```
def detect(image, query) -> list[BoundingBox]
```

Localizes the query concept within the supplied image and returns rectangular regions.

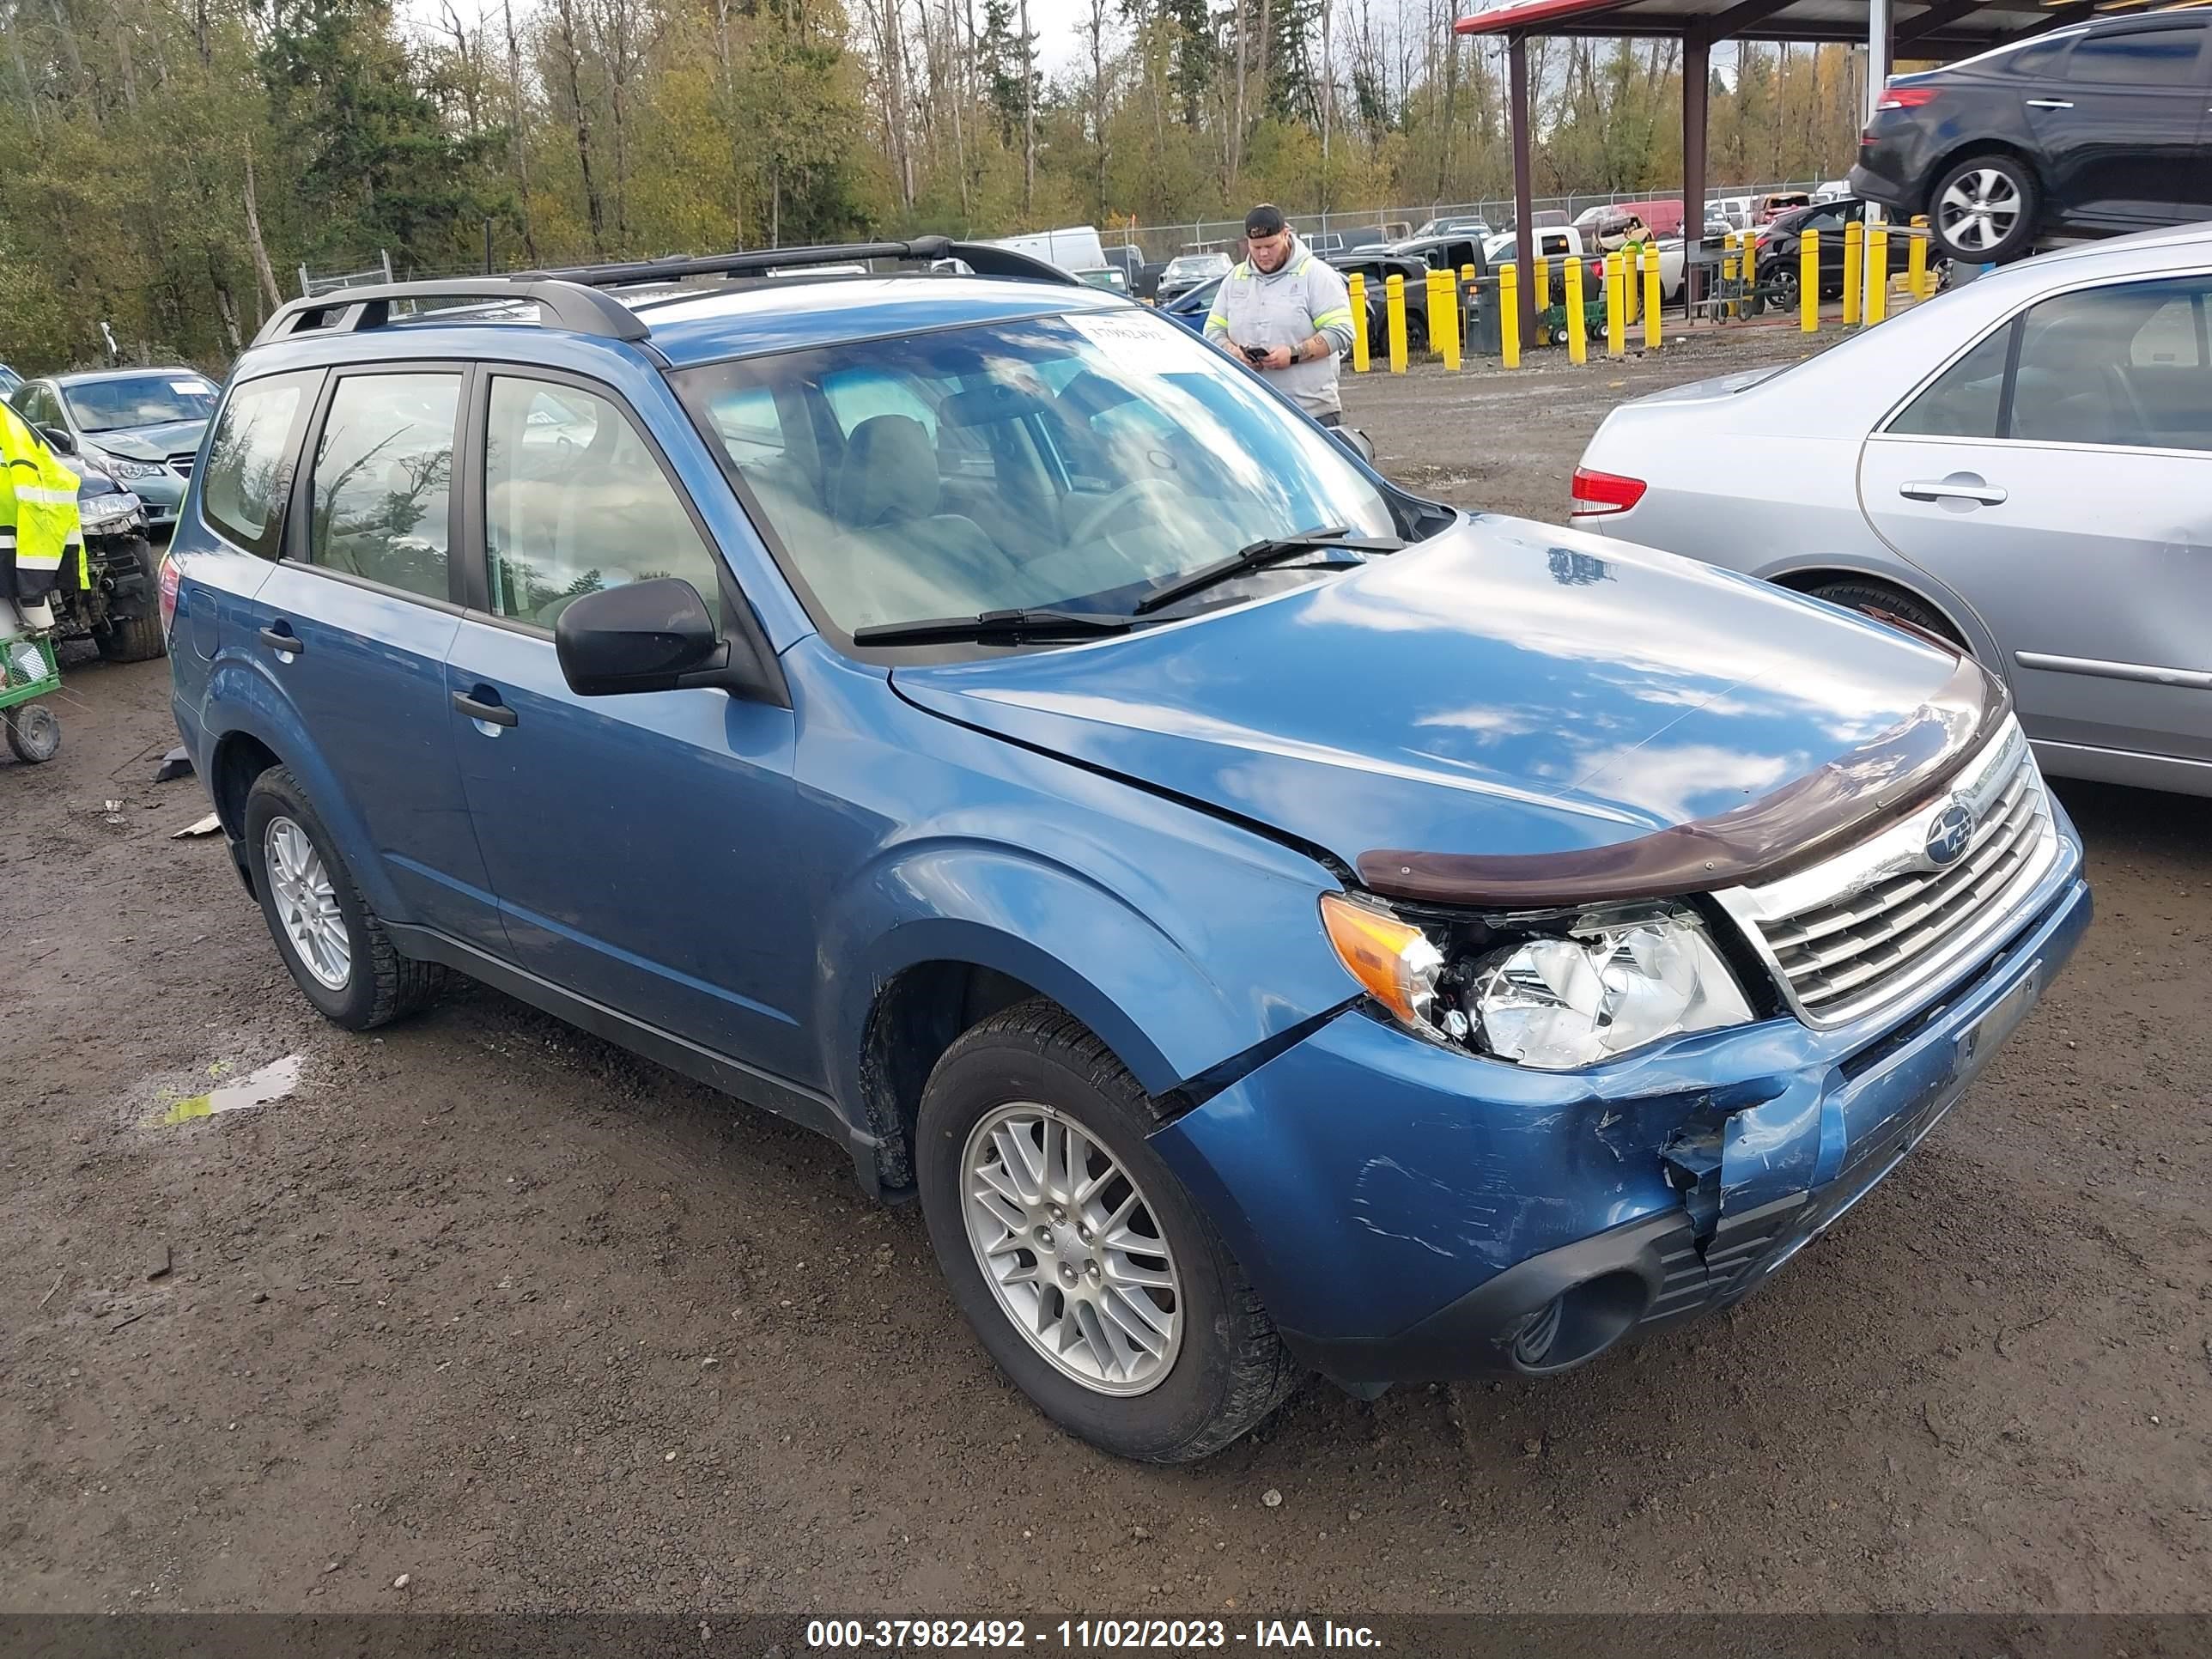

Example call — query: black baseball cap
[1244,204,1286,237]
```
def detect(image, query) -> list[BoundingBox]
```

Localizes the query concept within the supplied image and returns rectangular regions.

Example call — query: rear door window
[2065,27,2205,87]
[1888,276,2212,450]
[305,371,460,602]
[1889,325,2014,439]
[200,372,315,555]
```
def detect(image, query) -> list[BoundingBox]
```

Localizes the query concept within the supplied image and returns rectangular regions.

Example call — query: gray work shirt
[1203,239,1358,418]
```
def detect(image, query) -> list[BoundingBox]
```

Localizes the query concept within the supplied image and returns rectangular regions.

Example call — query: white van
[982,226,1109,275]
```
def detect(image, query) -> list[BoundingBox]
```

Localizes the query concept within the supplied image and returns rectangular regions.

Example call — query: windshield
[1164,256,1226,279]
[64,374,218,434]
[672,310,1399,640]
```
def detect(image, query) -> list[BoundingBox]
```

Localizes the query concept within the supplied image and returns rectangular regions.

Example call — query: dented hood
[890,516,1999,903]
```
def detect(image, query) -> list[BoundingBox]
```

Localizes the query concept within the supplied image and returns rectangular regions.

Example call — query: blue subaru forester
[163,239,2089,1462]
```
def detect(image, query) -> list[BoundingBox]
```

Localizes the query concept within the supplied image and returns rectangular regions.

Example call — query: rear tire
[1928,154,2039,265]
[242,767,444,1030]
[915,1000,1300,1463]
[1806,580,1966,649]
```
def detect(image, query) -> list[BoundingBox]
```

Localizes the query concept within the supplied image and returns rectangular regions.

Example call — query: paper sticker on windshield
[1064,311,1195,374]
[171,380,209,396]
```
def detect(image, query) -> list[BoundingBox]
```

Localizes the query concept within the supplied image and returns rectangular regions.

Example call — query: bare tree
[502,0,538,263]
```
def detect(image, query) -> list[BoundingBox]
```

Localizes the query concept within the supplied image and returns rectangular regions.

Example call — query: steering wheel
[1067,477,1184,547]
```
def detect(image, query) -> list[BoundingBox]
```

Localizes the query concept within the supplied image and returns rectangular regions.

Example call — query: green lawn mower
[1,632,63,763]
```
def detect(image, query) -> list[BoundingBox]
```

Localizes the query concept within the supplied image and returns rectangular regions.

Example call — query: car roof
[52,366,210,386]
[254,275,1137,374]
[634,276,1139,366]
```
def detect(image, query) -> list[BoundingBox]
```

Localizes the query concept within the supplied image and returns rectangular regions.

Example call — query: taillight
[157,550,180,638]
[1570,467,1646,518]
[1874,86,1939,111]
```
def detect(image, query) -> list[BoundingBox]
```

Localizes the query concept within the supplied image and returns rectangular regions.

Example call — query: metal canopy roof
[1453,0,2109,52]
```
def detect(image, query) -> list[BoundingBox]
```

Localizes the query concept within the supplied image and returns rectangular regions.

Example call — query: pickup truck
[1486,225,1690,304]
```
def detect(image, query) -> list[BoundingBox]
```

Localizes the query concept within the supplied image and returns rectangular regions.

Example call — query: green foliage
[0,0,1860,374]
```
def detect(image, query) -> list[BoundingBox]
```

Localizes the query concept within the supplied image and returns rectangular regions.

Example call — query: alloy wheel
[1937,168,2022,255]
[264,817,349,991]
[960,1103,1183,1395]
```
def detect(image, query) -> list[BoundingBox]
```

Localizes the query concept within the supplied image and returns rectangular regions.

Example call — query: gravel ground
[3,338,2206,1619]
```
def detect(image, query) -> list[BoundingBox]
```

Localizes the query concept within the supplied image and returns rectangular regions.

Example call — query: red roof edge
[1454,0,1636,33]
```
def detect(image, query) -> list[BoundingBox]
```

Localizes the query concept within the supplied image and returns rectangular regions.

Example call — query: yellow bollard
[1386,272,1407,373]
[1641,241,1662,349]
[1437,271,1462,371]
[1499,263,1521,369]
[1563,255,1588,366]
[1909,215,1929,300]
[1843,220,1863,326]
[1723,231,1738,285]
[1533,254,1550,312]
[1423,270,1443,360]
[1347,271,1370,372]
[1800,228,1820,333]
[1459,264,1476,288]
[1604,252,1626,357]
[1866,222,1889,325]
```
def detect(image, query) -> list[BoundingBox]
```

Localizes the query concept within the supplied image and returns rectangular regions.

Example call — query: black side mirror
[1331,425,1376,465]
[39,424,75,454]
[555,576,773,699]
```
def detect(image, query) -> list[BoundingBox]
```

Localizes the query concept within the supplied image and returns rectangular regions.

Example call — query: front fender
[200,647,399,919]
[817,836,1351,1111]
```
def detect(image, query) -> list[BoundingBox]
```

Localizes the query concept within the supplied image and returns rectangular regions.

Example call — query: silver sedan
[1571,222,2212,798]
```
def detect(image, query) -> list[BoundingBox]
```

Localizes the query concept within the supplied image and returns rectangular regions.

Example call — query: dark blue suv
[163,238,2089,1462]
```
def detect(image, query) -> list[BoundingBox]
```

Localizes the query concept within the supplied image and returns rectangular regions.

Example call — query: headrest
[835,414,940,529]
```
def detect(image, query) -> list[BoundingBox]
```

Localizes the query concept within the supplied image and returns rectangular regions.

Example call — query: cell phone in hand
[1243,345,1271,364]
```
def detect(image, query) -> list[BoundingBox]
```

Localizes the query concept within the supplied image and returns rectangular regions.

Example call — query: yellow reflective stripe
[1311,307,1354,328]
[12,544,62,569]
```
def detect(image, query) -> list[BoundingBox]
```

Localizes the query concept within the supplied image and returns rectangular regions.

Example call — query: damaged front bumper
[1149,838,2089,1394]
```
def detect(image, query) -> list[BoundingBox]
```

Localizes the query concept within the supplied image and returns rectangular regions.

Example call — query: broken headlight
[1462,908,1753,1069]
[1322,895,1753,1071]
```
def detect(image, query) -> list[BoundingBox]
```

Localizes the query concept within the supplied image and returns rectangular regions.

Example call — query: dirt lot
[3,339,2207,1620]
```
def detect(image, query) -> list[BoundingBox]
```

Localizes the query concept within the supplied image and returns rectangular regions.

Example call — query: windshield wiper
[850,608,1138,647]
[1133,525,1406,616]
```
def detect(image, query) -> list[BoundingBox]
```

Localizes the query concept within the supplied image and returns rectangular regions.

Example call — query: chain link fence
[301,179,1829,294]
[1115,182,1823,261]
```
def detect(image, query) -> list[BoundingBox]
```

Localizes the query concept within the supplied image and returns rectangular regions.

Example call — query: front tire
[1929,154,2039,265]
[916,1000,1299,1463]
[242,767,444,1030]
[93,537,167,662]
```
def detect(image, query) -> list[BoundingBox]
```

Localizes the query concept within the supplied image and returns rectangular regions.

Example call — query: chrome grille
[1715,720,2057,1029]
[167,453,194,477]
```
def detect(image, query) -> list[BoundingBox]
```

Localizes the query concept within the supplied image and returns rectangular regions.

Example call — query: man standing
[0,400,84,634]
[1204,204,1358,426]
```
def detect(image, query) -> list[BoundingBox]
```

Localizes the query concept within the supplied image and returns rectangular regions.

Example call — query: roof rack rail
[247,236,1082,349]
[513,235,1082,289]
[252,278,649,348]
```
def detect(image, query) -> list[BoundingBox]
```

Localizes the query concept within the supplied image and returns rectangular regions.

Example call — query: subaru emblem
[1924,798,1976,868]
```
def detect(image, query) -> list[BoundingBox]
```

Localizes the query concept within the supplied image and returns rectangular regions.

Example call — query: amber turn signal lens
[1319,893,1443,1027]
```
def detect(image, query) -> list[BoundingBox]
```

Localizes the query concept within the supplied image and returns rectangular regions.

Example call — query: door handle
[451,689,519,728]
[2026,98,2072,110]
[1901,478,2008,505]
[258,625,304,655]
